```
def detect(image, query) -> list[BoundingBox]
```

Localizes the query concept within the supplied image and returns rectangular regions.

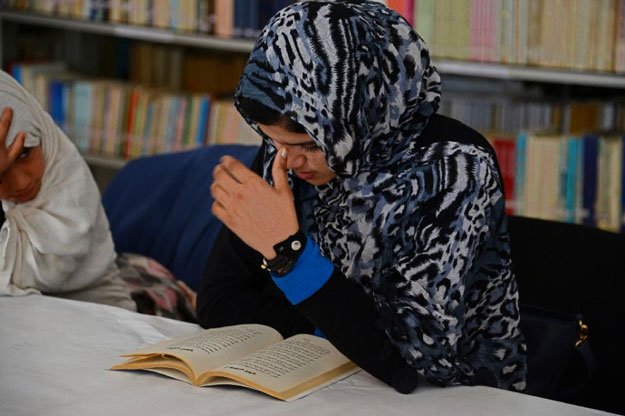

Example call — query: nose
[285,149,306,170]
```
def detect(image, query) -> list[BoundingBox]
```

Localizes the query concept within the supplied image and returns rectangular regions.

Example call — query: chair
[508,215,625,415]
[102,144,259,292]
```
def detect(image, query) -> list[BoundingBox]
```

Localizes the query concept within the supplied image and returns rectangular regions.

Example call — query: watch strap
[261,230,307,277]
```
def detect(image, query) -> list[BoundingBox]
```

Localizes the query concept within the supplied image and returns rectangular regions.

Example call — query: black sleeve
[196,144,419,394]
[197,224,315,337]
[297,270,420,393]
[199,231,420,393]
[196,145,314,338]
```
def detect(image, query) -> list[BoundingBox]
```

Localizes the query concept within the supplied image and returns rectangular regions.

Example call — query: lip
[295,171,315,181]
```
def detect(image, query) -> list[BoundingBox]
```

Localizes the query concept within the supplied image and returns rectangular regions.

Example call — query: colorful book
[621,134,625,233]
[615,0,625,73]
[71,80,94,153]
[514,131,527,216]
[581,134,599,227]
[196,95,211,146]
[563,136,582,223]
[492,136,517,215]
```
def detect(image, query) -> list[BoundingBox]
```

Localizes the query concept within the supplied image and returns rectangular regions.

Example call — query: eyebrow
[271,138,318,147]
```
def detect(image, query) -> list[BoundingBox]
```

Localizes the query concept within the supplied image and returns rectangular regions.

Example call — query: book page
[206,334,359,401]
[115,324,283,381]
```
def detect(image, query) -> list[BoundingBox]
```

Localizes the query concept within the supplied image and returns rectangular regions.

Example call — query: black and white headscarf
[236,0,526,390]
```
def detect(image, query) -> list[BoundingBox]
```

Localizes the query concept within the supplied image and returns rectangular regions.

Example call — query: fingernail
[281,148,288,158]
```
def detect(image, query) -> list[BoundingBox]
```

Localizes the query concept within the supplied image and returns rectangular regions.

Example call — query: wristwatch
[261,230,307,277]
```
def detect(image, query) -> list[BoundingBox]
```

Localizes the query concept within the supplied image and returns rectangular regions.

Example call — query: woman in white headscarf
[0,70,135,310]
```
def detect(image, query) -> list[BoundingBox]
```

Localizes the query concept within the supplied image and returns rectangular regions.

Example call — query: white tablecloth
[0,295,615,416]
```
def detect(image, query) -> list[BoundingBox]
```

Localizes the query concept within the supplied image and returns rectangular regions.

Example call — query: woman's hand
[211,148,299,259]
[0,107,26,175]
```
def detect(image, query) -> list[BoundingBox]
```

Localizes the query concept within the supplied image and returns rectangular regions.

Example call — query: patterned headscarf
[235,0,442,287]
[236,2,527,390]
[237,0,441,176]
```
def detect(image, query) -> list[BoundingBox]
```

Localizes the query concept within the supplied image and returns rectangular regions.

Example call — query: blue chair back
[102,145,259,291]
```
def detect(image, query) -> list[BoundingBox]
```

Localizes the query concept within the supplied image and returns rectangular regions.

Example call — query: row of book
[9,62,625,233]
[7,39,246,97]
[127,42,247,96]
[3,0,295,37]
[6,0,214,32]
[440,96,625,138]
[491,131,625,233]
[11,62,258,158]
[13,60,625,152]
[411,0,625,72]
[5,0,625,73]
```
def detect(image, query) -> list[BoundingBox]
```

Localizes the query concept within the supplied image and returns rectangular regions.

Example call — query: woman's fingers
[211,156,265,215]
[218,156,257,184]
[210,180,231,206]
[7,132,26,160]
[0,107,13,147]
[0,107,25,175]
[212,163,240,190]
[272,147,290,191]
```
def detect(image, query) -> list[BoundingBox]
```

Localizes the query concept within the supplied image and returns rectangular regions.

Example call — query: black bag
[519,304,597,405]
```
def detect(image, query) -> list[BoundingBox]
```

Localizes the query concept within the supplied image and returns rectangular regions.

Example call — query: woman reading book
[198,0,527,393]
[0,70,135,310]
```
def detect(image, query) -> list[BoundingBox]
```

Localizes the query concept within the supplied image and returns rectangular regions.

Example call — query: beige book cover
[112,324,359,401]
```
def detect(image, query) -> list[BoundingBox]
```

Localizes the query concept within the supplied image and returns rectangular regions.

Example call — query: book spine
[615,0,625,72]
[124,88,139,158]
[72,82,93,153]
[564,136,580,223]
[196,95,210,146]
[173,96,188,151]
[141,95,155,155]
[233,0,245,37]
[165,96,179,152]
[244,0,259,38]
[492,137,516,215]
[513,132,527,216]
[621,135,625,233]
[48,79,65,127]
[581,134,599,227]
[214,0,234,37]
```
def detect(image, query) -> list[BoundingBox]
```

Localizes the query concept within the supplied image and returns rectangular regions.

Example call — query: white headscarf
[0,70,135,311]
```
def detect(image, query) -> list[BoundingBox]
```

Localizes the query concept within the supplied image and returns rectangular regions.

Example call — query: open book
[111,324,360,401]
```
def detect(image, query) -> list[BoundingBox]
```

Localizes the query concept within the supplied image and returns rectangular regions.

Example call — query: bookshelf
[3,11,625,88]
[1,5,625,232]
[0,10,253,187]
[0,11,254,52]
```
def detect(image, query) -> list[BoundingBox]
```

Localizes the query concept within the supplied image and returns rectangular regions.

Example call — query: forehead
[257,123,314,146]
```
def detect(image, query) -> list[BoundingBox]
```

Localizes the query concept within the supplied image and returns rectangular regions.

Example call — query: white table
[0,295,616,416]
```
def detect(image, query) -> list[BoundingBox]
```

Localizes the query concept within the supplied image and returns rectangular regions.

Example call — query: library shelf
[0,10,253,53]
[3,10,625,88]
[2,10,625,88]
